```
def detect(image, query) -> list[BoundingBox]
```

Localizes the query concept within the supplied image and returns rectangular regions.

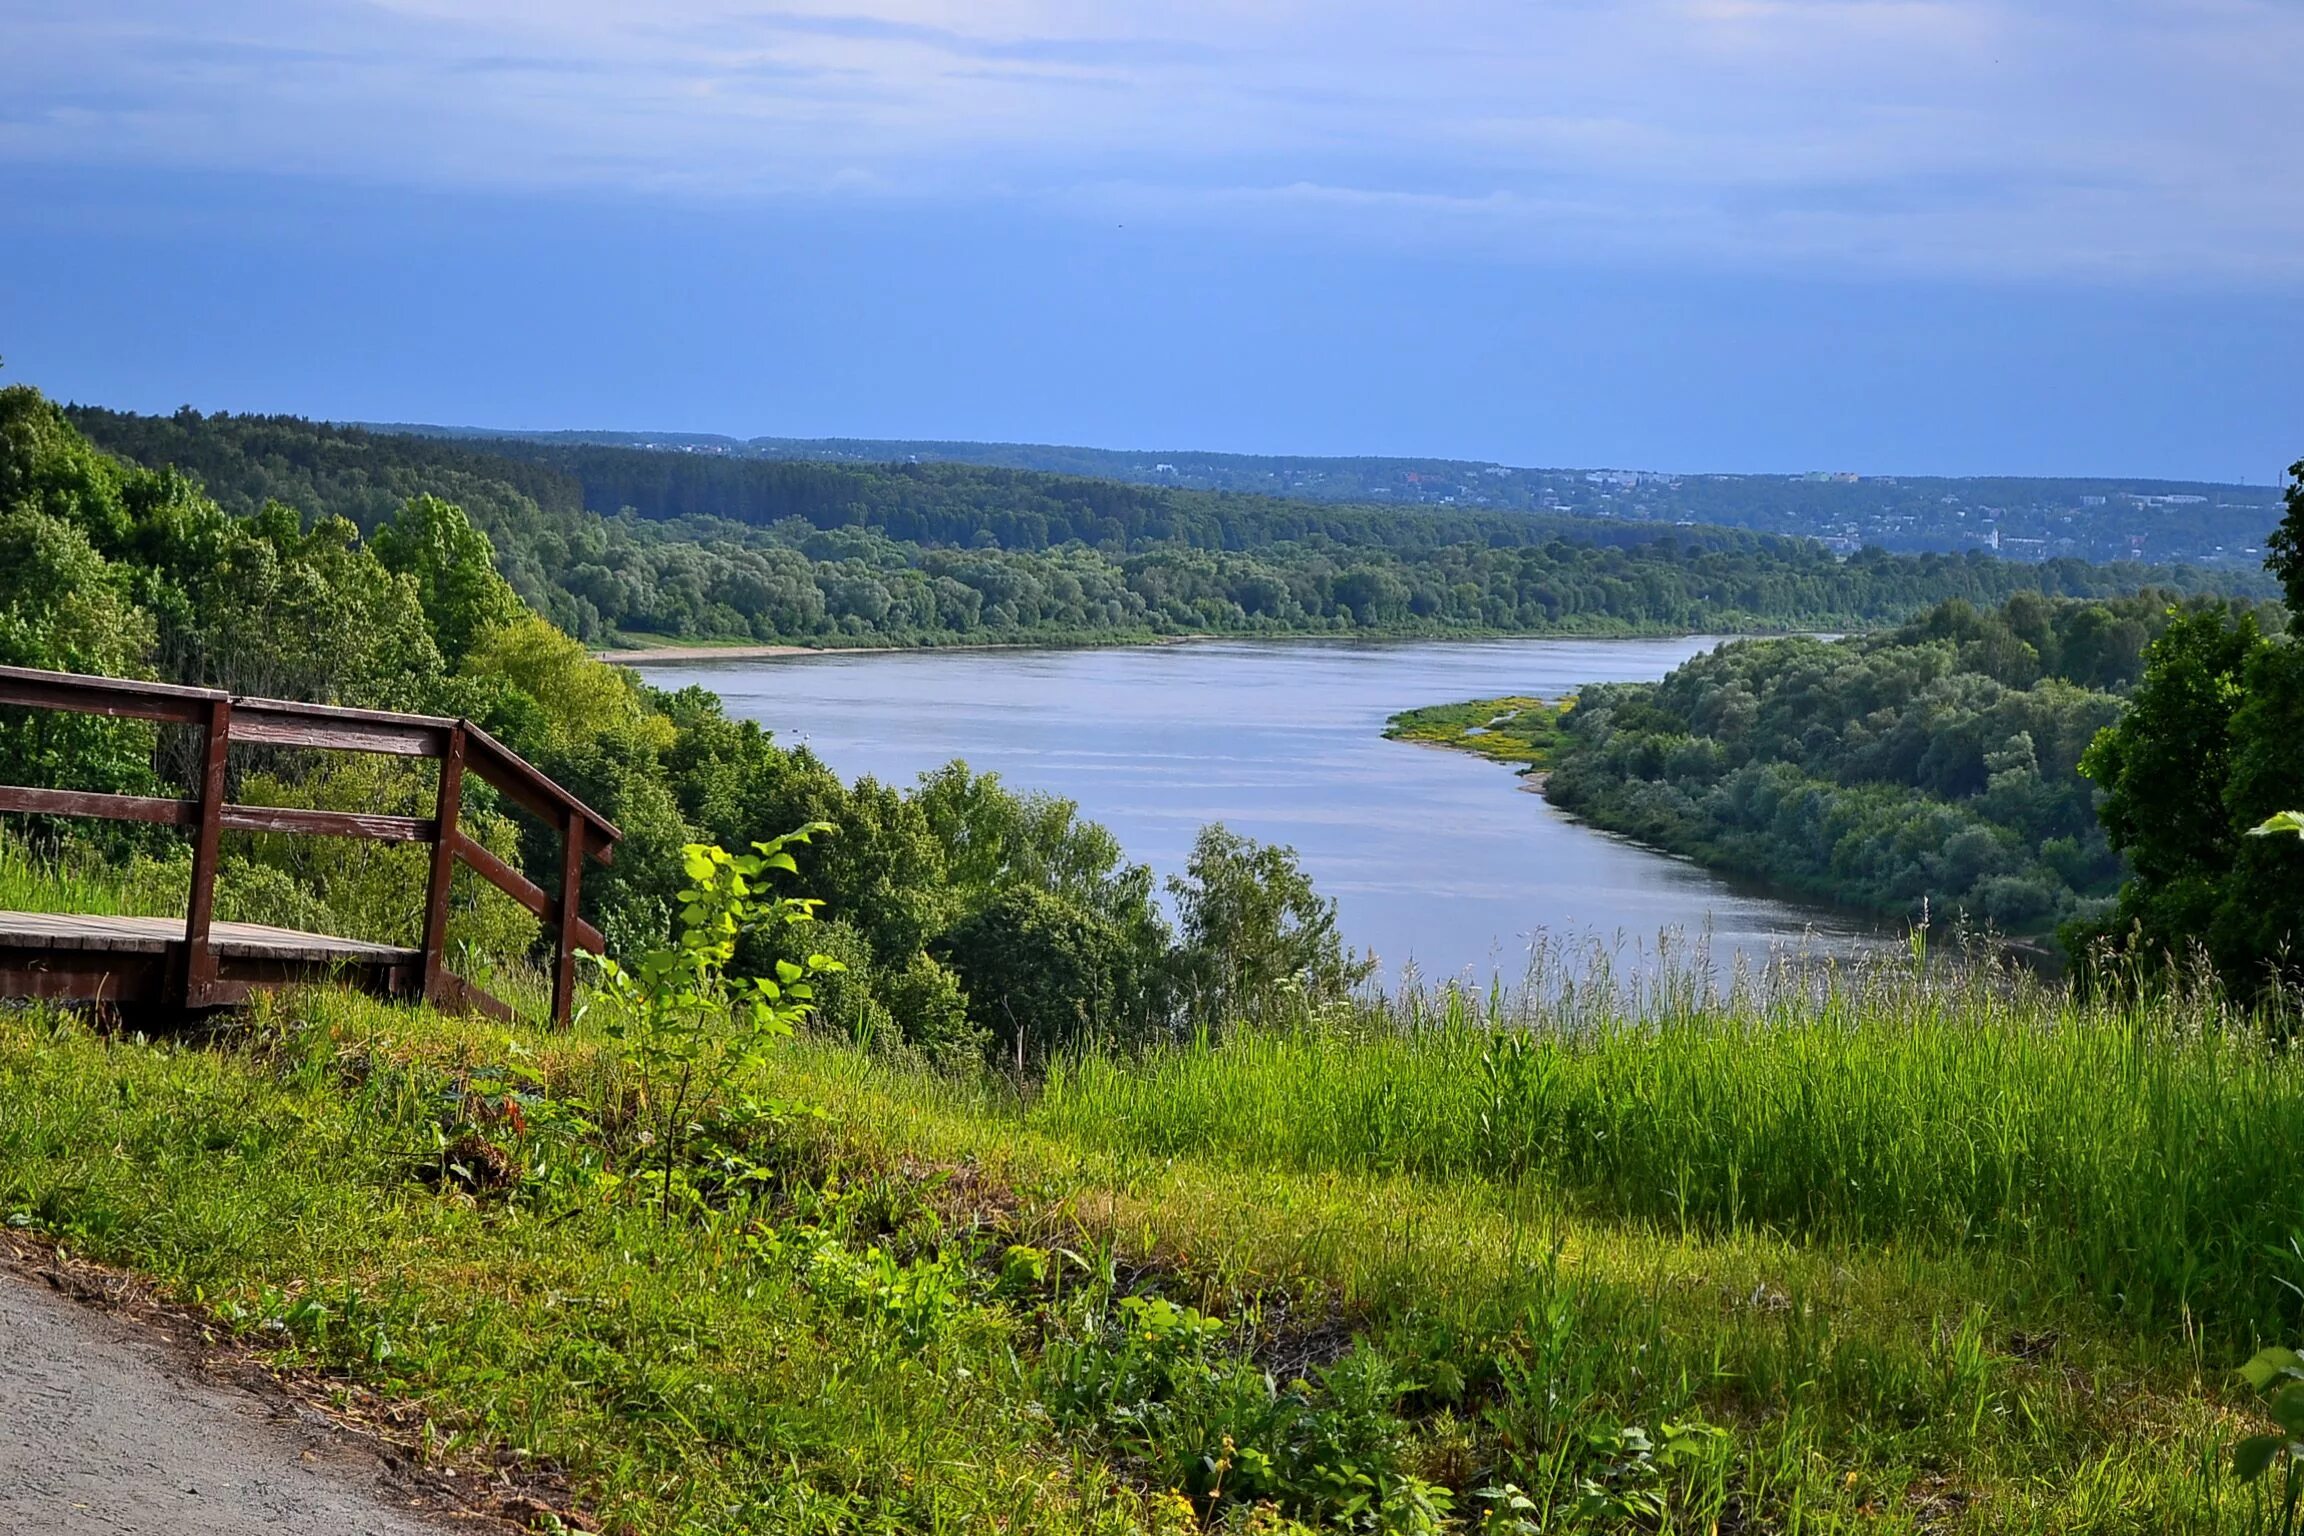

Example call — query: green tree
[1169,824,1372,1027]
[2260,459,2304,618]
[2081,607,2264,963]
[373,494,529,664]
[941,885,1138,1070]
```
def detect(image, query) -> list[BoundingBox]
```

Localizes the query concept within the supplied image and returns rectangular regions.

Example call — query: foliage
[67,400,2256,651]
[1535,592,2238,936]
[2081,510,2304,993]
[1169,825,1374,1028]
[1044,1295,1444,1529]
[2232,1344,2304,1534]
[941,885,1147,1071]
[370,492,530,664]
[0,971,2277,1532]
[2260,459,2304,620]
[587,828,842,1210]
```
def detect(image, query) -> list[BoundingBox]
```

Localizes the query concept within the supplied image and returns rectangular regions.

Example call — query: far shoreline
[596,626,1812,668]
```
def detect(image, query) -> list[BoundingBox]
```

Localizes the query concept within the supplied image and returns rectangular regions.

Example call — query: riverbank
[595,622,1848,668]
[598,632,1180,666]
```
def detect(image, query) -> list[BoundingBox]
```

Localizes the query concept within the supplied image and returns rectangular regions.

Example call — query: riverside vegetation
[1400,587,2304,953]
[9,374,2304,1529]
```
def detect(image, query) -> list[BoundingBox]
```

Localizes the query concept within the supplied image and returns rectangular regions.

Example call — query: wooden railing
[0,664,620,1027]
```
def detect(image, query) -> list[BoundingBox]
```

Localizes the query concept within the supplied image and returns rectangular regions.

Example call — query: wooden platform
[0,910,423,1011]
[0,664,622,1026]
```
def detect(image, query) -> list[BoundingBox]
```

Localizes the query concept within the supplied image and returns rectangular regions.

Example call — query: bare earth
[0,1264,475,1536]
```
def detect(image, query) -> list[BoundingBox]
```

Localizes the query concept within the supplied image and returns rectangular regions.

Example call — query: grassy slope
[0,960,2289,1534]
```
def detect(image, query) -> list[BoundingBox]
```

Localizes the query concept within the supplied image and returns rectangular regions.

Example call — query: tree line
[1536,456,2304,986]
[1542,592,2265,937]
[67,405,2257,649]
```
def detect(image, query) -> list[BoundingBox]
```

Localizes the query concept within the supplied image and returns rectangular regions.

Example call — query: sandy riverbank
[595,634,1211,666]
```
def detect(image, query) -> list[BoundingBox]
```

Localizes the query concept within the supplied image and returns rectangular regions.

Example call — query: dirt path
[0,1264,482,1535]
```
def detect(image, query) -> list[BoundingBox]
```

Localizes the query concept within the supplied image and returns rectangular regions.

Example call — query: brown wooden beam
[230,713,447,758]
[463,724,620,858]
[449,831,606,952]
[551,813,585,1029]
[420,726,466,1004]
[180,697,230,1008]
[0,786,196,826]
[430,969,517,1025]
[0,664,220,724]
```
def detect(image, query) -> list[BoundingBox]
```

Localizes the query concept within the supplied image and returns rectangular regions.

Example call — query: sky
[1,0,2299,478]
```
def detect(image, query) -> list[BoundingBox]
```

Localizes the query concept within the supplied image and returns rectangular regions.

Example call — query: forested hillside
[380,418,2285,570]
[0,384,1363,1063]
[68,405,2258,649]
[1542,593,2273,936]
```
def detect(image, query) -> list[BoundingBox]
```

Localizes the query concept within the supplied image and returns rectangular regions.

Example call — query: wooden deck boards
[0,911,417,965]
[0,909,423,1012]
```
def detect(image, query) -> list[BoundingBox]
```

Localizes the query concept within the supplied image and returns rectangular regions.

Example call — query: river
[638,637,1884,985]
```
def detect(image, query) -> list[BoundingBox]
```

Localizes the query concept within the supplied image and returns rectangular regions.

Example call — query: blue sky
[2,0,2298,478]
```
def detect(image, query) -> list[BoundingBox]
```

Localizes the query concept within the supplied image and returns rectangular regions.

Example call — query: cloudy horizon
[2,0,2298,477]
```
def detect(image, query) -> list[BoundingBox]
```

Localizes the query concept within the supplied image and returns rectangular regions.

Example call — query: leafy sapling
[585,825,844,1213]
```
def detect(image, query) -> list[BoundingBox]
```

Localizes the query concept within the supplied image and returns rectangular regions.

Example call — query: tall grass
[0,834,184,917]
[1034,947,2304,1343]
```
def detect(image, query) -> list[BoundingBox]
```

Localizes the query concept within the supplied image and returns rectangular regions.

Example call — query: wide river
[640,637,1883,985]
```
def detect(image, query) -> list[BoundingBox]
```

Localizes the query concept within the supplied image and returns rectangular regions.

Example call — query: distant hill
[366,420,2285,570]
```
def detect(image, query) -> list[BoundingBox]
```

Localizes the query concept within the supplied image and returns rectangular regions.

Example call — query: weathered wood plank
[0,786,196,826]
[0,679,209,725]
[230,715,447,757]
[552,815,586,1029]
[0,912,419,963]
[181,697,229,1006]
[464,724,620,857]
[421,726,466,1002]
[218,805,436,842]
[430,969,517,1025]
[0,665,218,724]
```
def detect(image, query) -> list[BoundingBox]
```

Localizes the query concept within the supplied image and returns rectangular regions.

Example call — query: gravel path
[0,1265,470,1536]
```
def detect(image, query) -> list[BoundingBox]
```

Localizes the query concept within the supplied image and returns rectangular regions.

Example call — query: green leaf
[2252,811,2304,839]
[2243,1348,2304,1390]
[2270,1382,2304,1437]
[2235,1434,2285,1481]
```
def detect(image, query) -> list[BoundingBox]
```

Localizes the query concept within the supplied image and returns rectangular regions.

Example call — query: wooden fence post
[419,723,466,1005]
[180,695,231,1008]
[552,811,587,1029]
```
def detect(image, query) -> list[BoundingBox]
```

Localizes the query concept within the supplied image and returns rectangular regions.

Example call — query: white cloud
[2,0,2299,279]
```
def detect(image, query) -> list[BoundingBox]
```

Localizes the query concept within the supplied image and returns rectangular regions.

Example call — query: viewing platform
[0,665,623,1027]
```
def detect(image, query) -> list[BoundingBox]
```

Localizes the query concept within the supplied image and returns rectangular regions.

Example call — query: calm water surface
[644,638,1881,984]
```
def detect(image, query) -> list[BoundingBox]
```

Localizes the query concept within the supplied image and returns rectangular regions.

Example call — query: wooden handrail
[0,664,623,1026]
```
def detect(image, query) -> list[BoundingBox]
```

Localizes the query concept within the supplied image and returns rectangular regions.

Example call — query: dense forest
[1,383,1364,1064]
[67,405,2259,650]
[1541,592,2270,936]
[382,418,2283,570]
[2080,497,2304,987]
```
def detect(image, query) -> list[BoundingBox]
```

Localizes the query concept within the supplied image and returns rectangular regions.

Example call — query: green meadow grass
[0,959,2290,1532]
[1382,697,1569,772]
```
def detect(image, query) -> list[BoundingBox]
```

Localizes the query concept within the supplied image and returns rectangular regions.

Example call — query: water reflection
[641,637,1887,984]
